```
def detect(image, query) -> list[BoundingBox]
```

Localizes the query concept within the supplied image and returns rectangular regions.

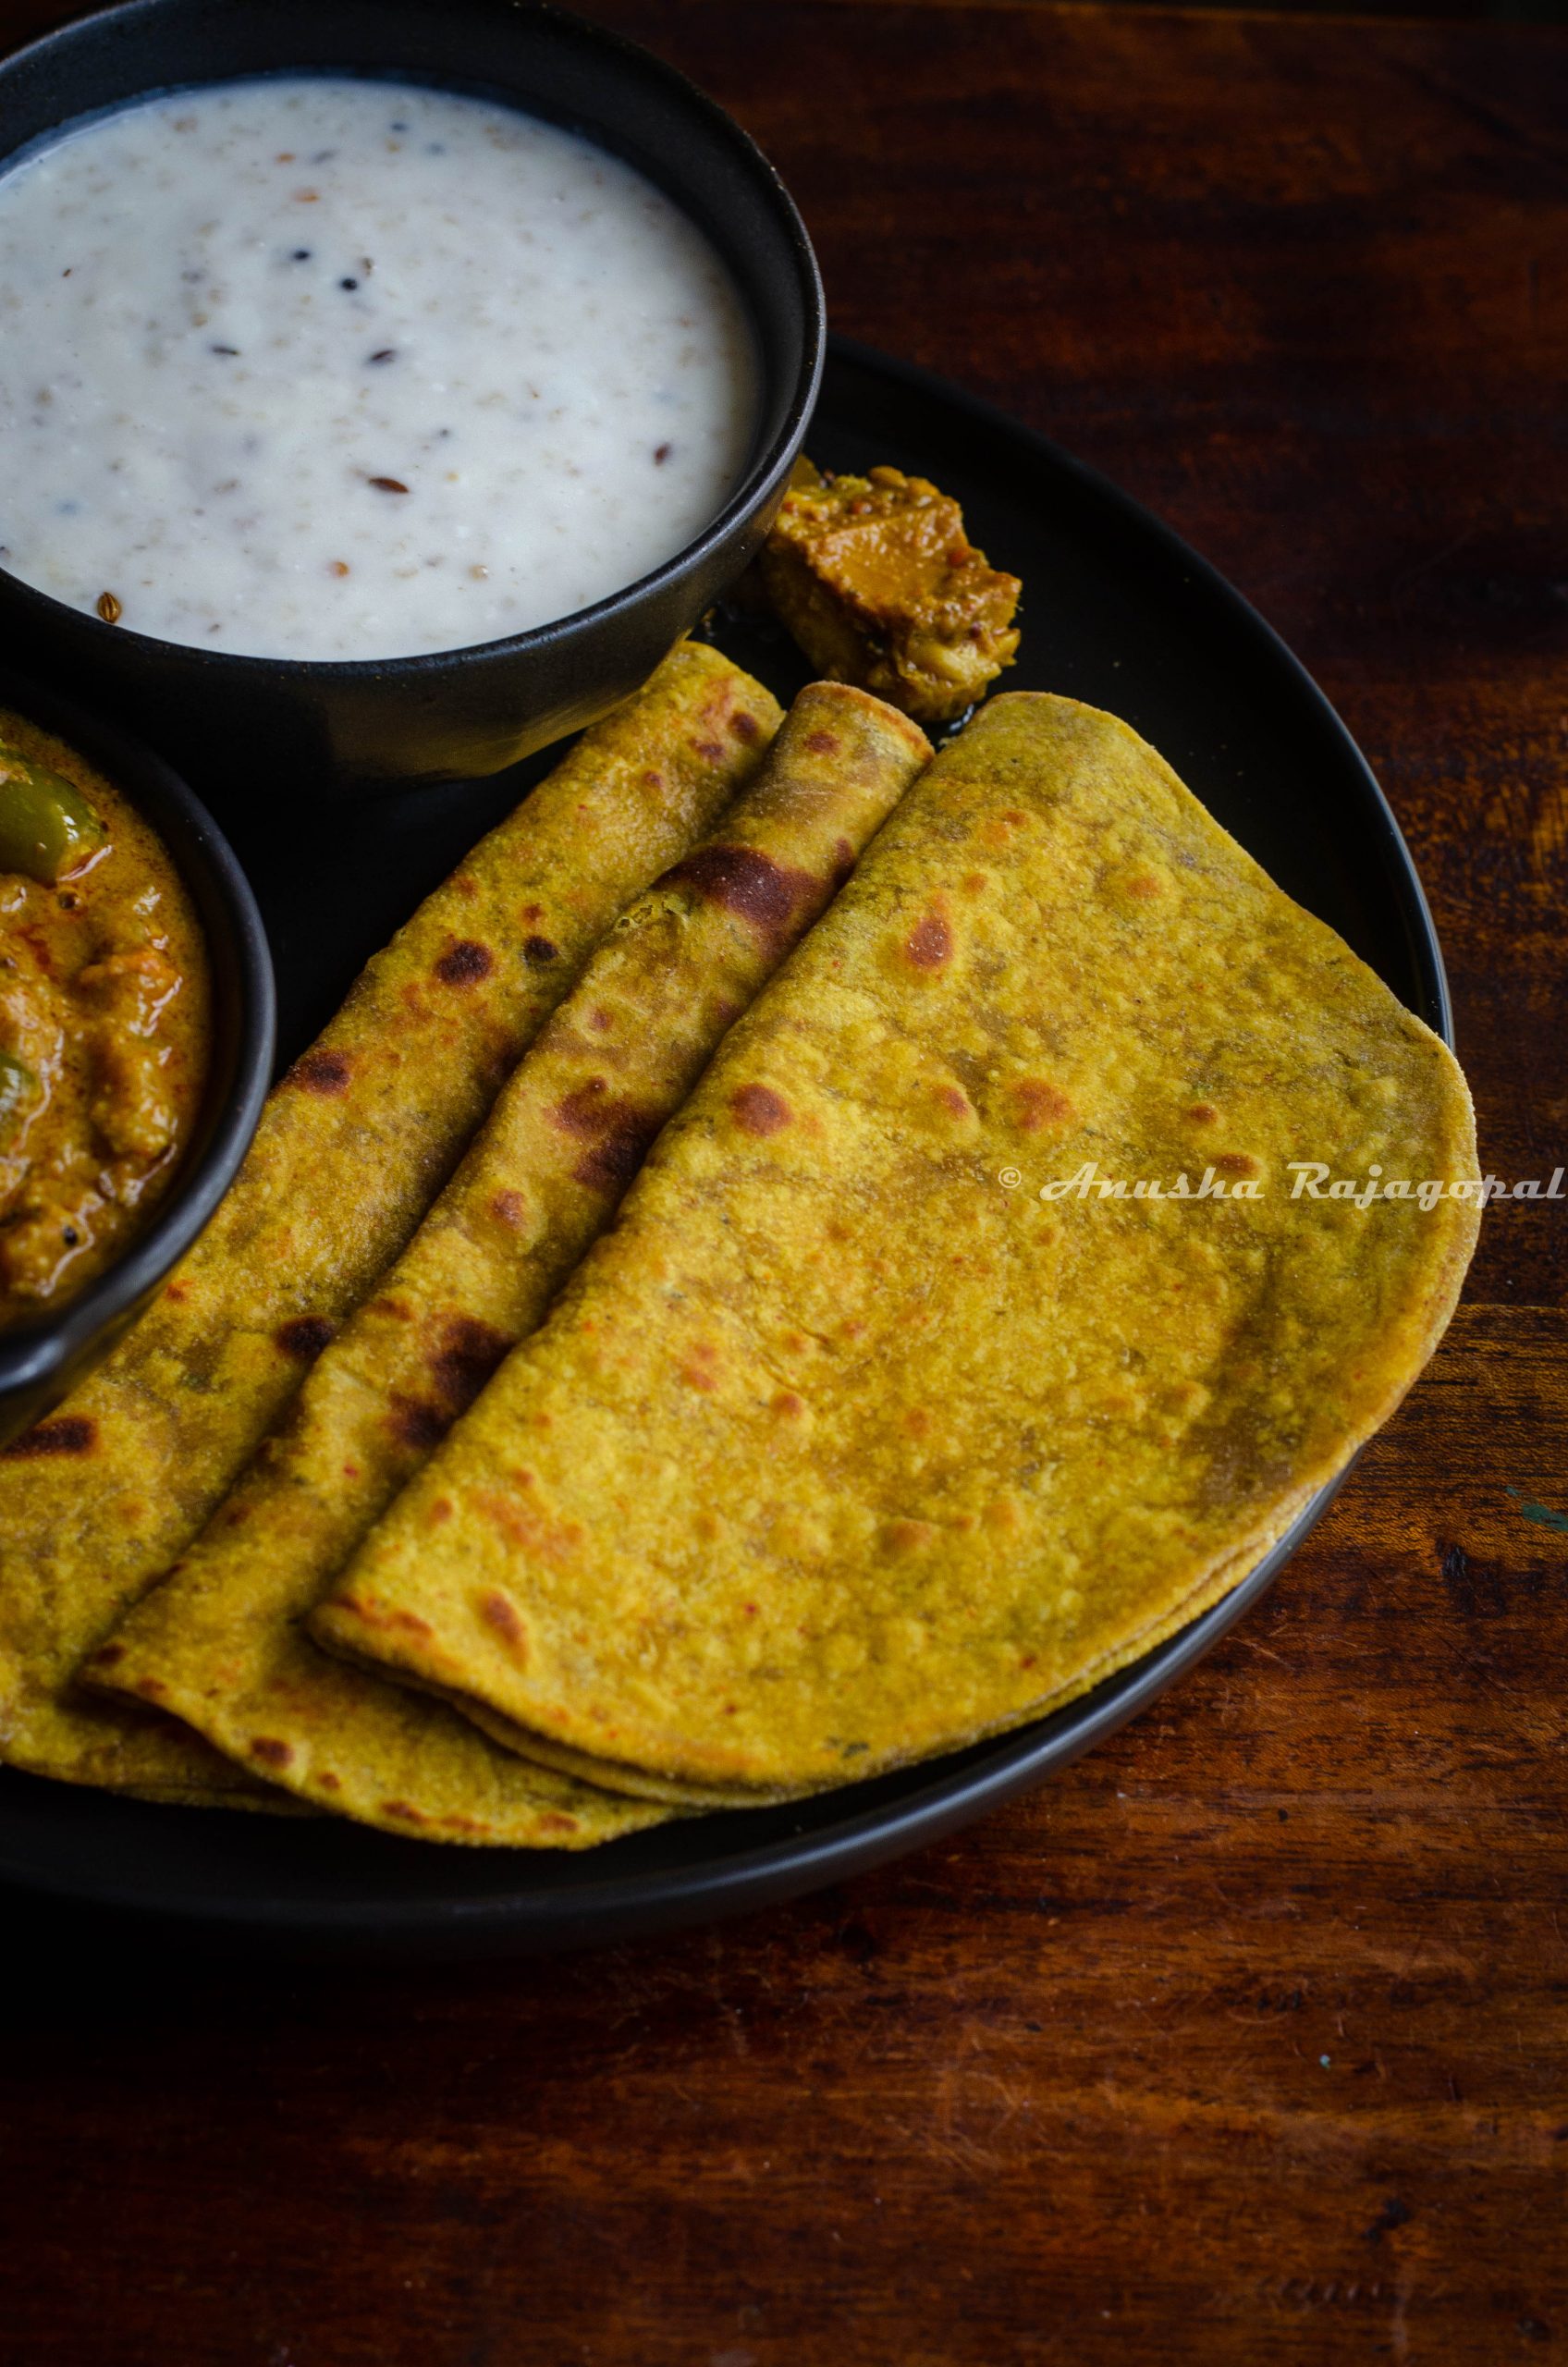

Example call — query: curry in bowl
[0,706,208,1324]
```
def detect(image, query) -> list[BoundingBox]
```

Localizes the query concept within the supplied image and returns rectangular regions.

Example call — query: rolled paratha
[84,687,930,1845]
[312,693,1480,1803]
[0,643,781,1803]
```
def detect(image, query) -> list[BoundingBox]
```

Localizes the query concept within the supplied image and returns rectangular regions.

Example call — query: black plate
[0,339,1451,1956]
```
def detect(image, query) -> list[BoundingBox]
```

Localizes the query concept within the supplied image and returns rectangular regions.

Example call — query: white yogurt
[0,77,759,659]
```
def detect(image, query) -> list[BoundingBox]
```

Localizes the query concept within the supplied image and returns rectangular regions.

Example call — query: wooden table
[2,3,1565,2359]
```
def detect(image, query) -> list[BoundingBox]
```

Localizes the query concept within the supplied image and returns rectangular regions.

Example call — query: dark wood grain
[1,5,1565,2361]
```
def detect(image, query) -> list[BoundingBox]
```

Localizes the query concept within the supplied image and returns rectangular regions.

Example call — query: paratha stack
[1,681,1479,1840]
[81,684,930,1845]
[308,694,1479,1808]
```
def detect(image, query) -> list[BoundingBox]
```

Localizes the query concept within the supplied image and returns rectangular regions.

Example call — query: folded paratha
[83,688,929,1845]
[0,643,781,1804]
[312,693,1480,1804]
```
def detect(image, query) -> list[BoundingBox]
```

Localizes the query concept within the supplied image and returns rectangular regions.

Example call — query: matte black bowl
[0,668,276,1445]
[0,0,825,802]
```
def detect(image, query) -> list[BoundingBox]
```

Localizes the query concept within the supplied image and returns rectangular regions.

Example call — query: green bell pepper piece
[0,744,105,884]
[0,1049,39,1148]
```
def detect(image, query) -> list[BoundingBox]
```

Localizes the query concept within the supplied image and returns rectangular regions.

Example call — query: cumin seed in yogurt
[0,78,759,660]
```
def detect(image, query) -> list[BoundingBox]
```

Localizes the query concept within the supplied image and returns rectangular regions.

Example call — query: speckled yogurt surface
[0,77,759,659]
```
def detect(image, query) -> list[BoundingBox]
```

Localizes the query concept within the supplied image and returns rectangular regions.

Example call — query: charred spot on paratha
[287,1048,352,1096]
[1010,1079,1075,1134]
[3,1414,98,1457]
[434,938,495,986]
[664,842,818,948]
[730,1083,790,1136]
[904,909,952,969]
[331,1593,435,1640]
[387,1394,451,1452]
[479,1590,528,1658]
[275,1314,335,1362]
[382,1798,430,1825]
[549,1078,661,1195]
[431,1315,510,1409]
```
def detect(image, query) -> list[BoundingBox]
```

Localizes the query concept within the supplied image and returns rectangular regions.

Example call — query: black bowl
[0,0,825,802]
[0,668,276,1445]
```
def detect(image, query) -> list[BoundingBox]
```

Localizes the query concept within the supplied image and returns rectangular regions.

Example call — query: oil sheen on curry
[0,708,208,1323]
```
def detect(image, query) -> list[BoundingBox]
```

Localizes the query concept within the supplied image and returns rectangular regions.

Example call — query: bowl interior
[0,668,275,1435]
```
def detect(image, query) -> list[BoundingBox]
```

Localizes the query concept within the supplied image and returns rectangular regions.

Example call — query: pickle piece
[0,747,106,883]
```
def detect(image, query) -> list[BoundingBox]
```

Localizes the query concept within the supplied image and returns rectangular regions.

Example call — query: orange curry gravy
[0,706,209,1323]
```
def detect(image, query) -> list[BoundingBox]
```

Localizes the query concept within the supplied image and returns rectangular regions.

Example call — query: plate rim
[0,335,1452,1952]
